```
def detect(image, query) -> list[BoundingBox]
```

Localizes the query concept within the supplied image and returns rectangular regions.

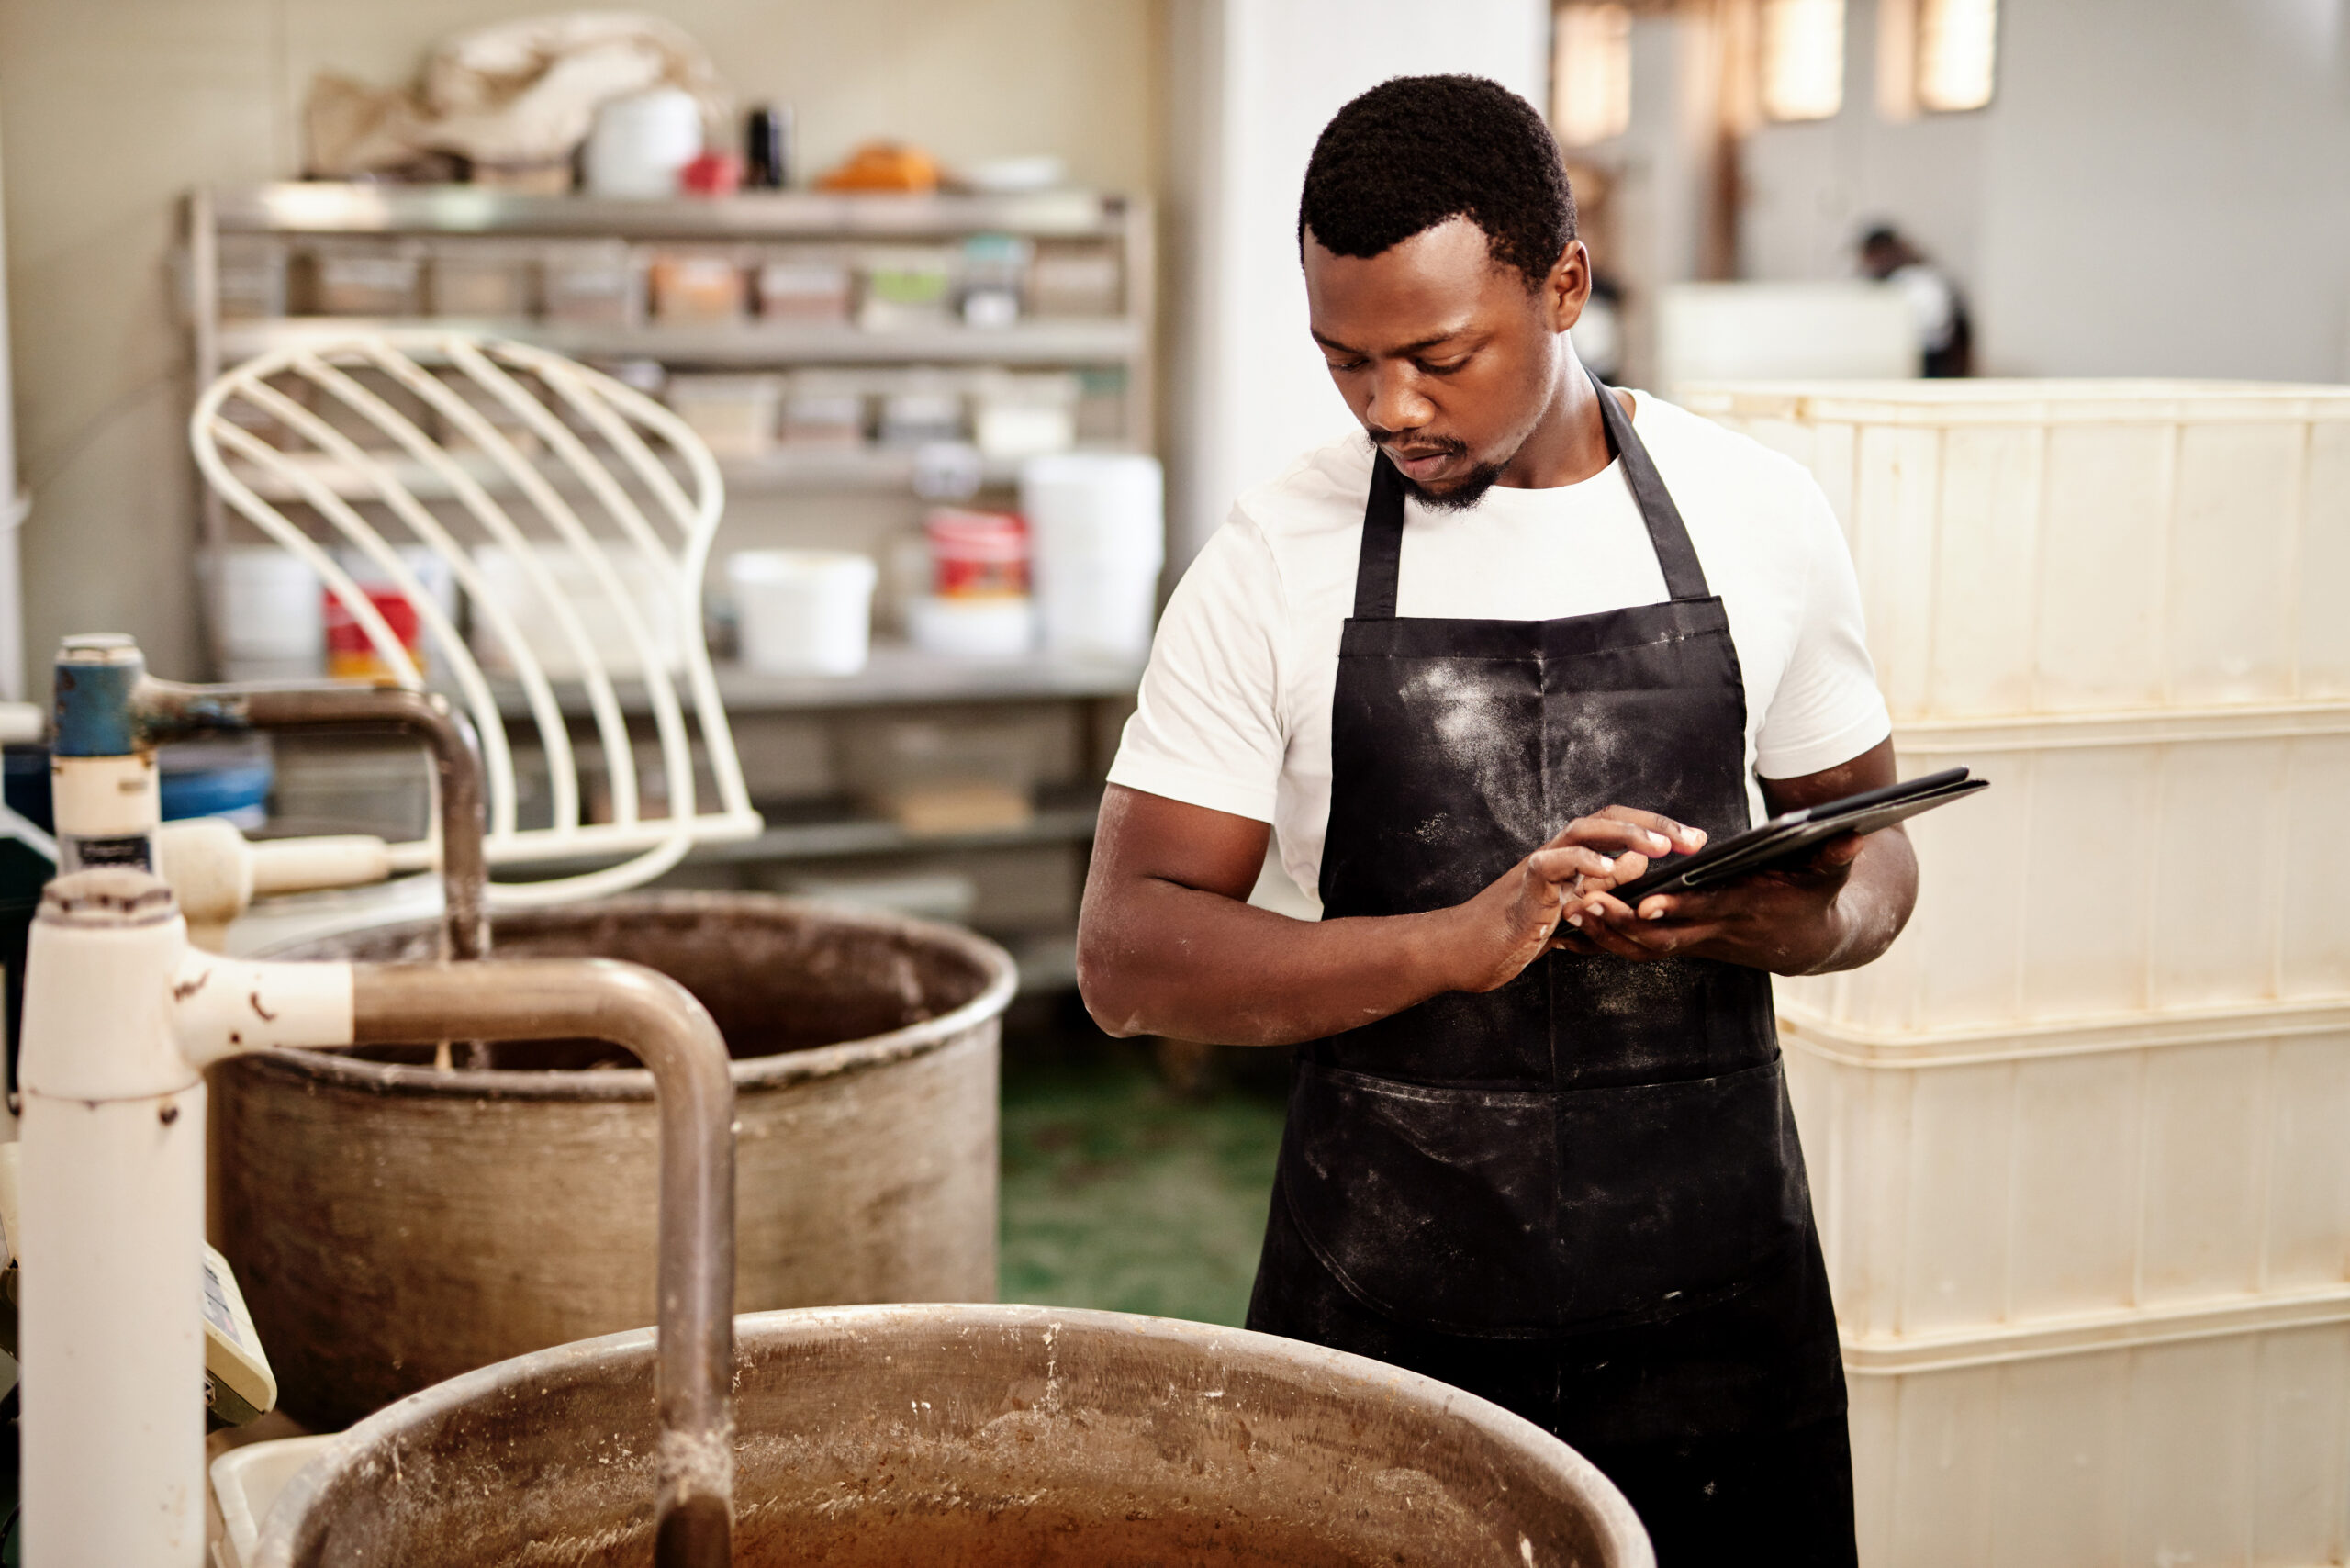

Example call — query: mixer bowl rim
[252,1301,1657,1568]
[241,890,1019,1100]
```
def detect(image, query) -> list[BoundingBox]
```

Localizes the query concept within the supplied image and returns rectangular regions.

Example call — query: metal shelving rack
[186,182,1155,518]
[185,182,1155,983]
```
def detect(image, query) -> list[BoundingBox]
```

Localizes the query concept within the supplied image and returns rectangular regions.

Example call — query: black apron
[1247,375,1852,1561]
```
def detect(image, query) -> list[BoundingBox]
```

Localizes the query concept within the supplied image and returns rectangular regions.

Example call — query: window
[1916,0,1998,111]
[1879,0,1998,117]
[1552,2,1634,147]
[1760,0,1848,121]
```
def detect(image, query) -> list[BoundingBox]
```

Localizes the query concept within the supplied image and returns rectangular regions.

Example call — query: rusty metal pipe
[141,679,489,965]
[351,958,737,1568]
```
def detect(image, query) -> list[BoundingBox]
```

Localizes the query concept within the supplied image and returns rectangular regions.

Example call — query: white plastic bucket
[1018,453,1163,658]
[728,550,877,677]
[211,546,323,681]
[583,88,703,200]
[1035,557,1160,660]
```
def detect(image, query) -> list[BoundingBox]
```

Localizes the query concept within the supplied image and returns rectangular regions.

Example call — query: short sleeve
[1106,510,1288,823]
[1753,482,1894,779]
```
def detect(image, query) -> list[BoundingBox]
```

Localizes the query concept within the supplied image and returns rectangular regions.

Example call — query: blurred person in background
[1860,224,1973,377]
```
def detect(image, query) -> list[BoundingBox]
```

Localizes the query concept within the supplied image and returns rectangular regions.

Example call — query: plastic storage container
[727,549,876,677]
[1845,1309,2350,1568]
[971,371,1078,460]
[1778,705,2350,1035]
[469,543,683,680]
[426,240,539,318]
[1021,452,1165,659]
[213,236,289,320]
[645,246,748,324]
[209,545,323,681]
[665,372,782,459]
[756,248,853,322]
[541,240,643,326]
[1783,1002,2350,1349]
[300,238,422,317]
[1685,380,2350,721]
[778,370,867,449]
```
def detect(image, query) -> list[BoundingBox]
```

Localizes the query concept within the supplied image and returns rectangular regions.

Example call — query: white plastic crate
[1783,1003,2350,1349]
[1846,1307,2350,1568]
[1778,704,2350,1035]
[1685,380,2350,722]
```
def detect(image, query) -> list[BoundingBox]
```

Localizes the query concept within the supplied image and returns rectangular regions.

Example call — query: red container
[324,587,425,680]
[923,509,1029,599]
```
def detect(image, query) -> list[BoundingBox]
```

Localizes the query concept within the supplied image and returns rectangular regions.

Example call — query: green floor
[998,1036,1287,1328]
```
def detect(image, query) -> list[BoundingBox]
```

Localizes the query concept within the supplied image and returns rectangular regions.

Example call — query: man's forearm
[1076,876,1463,1047]
[1793,830,1918,975]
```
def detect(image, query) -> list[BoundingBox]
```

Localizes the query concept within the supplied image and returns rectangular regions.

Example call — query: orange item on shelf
[816,141,942,193]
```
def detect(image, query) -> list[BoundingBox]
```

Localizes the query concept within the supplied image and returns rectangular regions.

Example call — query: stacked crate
[1687,382,2350,1568]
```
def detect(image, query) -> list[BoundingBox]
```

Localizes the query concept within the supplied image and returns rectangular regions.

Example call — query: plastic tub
[542,240,643,326]
[299,239,421,317]
[209,546,323,681]
[214,892,1014,1430]
[727,549,877,676]
[666,372,781,459]
[1779,703,2350,1035]
[905,594,1034,658]
[1686,380,2350,721]
[249,1305,1653,1568]
[467,542,683,679]
[1844,1306,2350,1568]
[923,506,1028,597]
[1021,453,1165,657]
[424,240,538,319]
[1782,1001,2350,1348]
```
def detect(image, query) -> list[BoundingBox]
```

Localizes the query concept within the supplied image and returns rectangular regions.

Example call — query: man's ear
[1546,241,1593,333]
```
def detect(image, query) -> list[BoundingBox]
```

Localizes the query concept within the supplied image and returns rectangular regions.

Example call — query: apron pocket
[1281,1057,1807,1338]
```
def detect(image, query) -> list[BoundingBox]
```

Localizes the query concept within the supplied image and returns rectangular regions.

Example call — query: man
[1861,222,1974,377]
[1076,76,1915,1563]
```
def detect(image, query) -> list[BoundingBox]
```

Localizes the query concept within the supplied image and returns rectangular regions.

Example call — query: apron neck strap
[1589,366,1710,602]
[1349,369,1712,622]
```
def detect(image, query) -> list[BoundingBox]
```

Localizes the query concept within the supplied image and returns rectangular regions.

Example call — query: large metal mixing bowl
[214,891,1014,1428]
[255,1304,1654,1568]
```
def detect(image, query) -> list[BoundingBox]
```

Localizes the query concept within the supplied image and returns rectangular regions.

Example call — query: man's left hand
[1550,736,1920,977]
[1557,831,1867,972]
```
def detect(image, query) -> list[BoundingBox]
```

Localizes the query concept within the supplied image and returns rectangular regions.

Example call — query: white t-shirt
[1106,393,1893,906]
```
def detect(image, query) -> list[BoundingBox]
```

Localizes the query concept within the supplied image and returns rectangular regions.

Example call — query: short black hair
[1299,75,1575,290]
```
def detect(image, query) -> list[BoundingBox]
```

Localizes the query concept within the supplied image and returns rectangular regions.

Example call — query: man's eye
[1419,356,1471,375]
[1325,355,1369,373]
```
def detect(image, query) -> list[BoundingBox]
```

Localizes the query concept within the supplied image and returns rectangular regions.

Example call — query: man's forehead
[1304,218,1516,347]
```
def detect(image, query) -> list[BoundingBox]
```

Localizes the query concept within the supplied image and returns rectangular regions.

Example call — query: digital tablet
[1604,767,1988,905]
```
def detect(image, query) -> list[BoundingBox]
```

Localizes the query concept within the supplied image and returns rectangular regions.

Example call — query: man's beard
[1398,456,1508,512]
[1370,434,1509,513]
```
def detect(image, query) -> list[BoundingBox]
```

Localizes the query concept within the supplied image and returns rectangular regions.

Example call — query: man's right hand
[1438,808,1707,992]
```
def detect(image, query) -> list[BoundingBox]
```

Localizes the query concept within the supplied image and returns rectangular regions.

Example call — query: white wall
[0,0,1165,685]
[1163,0,1550,563]
[1739,0,2350,380]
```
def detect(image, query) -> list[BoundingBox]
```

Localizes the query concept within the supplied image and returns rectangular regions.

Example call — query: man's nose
[1363,363,1433,432]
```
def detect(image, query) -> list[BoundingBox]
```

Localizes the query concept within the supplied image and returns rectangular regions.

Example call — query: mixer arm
[344,959,739,1568]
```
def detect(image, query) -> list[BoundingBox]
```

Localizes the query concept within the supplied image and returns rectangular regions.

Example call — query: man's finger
[1807,829,1866,869]
[1589,805,1708,855]
[1542,817,1677,859]
[1528,845,1626,885]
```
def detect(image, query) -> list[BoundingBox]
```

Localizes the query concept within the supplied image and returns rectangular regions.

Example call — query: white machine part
[17,871,352,1568]
[153,817,392,951]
